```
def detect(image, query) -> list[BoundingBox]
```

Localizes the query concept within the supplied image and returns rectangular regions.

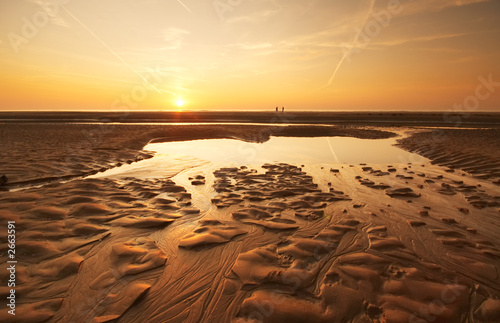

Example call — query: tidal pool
[144,136,424,165]
[90,136,426,180]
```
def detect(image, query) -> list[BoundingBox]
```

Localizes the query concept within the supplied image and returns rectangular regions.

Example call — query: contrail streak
[61,6,175,95]
[326,137,340,163]
[310,0,376,94]
[176,0,193,14]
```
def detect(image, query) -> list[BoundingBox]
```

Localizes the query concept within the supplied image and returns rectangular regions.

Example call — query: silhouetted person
[276,107,278,112]
[282,107,284,112]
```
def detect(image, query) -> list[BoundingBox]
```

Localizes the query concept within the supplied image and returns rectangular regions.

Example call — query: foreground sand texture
[0,122,499,322]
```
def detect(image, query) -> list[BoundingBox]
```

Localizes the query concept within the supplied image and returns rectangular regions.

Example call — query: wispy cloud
[230,42,273,50]
[49,16,70,28]
[395,0,491,15]
[224,0,312,26]
[162,28,190,50]
[225,8,281,25]
[371,31,474,48]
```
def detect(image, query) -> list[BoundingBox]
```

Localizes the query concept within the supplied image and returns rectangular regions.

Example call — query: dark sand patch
[398,129,500,184]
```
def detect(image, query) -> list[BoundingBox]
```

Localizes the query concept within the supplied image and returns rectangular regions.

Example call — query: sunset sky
[0,0,499,111]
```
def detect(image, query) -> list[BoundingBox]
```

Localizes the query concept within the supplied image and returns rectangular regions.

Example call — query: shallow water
[148,136,423,164]
[90,136,426,180]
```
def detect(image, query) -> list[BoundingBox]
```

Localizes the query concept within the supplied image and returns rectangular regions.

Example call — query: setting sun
[176,98,185,108]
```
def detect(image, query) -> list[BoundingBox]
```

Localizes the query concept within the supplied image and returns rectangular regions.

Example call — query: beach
[0,112,499,323]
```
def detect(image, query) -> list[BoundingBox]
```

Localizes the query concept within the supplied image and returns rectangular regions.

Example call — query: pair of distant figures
[276,107,285,112]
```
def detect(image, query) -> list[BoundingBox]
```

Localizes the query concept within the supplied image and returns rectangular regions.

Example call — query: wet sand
[0,123,394,186]
[398,128,500,185]
[0,121,499,323]
[1,111,500,126]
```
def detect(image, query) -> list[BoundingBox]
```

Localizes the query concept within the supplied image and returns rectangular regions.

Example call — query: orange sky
[0,0,499,111]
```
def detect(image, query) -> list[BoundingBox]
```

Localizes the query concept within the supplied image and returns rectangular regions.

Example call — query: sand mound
[179,220,247,249]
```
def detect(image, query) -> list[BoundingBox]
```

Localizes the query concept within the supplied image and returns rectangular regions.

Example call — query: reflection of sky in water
[145,137,426,165]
